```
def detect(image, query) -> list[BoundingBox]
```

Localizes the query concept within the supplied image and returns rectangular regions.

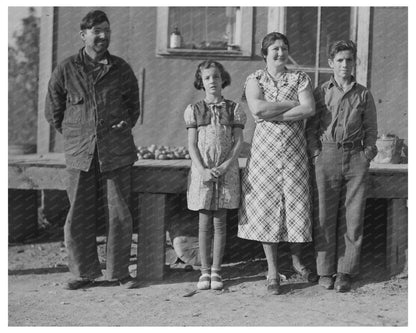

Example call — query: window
[156,7,253,59]
[267,7,370,87]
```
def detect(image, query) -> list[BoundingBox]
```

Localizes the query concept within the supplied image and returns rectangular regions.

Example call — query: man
[45,10,140,290]
[306,40,378,293]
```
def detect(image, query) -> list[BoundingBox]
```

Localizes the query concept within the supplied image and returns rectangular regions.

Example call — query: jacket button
[98,119,105,126]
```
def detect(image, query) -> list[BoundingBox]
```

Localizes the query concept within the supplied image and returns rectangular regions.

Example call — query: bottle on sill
[170,27,182,49]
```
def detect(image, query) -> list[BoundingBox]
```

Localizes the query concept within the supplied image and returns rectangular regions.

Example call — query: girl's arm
[245,78,298,119]
[211,127,244,178]
[187,128,217,182]
[266,87,315,122]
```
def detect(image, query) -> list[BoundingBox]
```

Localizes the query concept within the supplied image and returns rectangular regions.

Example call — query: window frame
[267,7,371,87]
[156,7,254,59]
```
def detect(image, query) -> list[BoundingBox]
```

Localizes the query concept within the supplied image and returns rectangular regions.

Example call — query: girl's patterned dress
[238,69,313,243]
[184,99,246,211]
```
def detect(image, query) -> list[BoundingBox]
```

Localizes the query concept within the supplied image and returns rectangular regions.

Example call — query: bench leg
[386,198,408,276]
[8,189,38,242]
[137,193,166,281]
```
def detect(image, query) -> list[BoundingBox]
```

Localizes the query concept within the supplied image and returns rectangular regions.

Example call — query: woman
[238,32,317,295]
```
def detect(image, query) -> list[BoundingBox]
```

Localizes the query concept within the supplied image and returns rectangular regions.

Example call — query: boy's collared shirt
[306,75,378,160]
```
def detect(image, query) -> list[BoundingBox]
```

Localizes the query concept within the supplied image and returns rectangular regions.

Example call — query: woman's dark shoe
[293,266,319,283]
[266,277,280,295]
[64,278,94,290]
[334,273,352,293]
[318,275,335,290]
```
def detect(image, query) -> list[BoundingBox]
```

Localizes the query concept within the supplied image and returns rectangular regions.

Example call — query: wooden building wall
[370,7,408,142]
[51,7,268,152]
[48,6,408,153]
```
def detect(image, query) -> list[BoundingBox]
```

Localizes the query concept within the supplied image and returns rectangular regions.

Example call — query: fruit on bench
[137,145,190,160]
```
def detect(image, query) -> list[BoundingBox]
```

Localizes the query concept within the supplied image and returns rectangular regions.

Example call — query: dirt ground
[8,225,408,327]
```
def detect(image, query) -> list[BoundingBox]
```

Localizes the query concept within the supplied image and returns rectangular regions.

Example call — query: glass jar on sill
[170,27,182,49]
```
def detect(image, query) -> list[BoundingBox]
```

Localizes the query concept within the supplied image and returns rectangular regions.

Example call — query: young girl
[184,60,246,290]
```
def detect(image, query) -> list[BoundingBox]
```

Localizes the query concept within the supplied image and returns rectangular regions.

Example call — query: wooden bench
[8,153,408,279]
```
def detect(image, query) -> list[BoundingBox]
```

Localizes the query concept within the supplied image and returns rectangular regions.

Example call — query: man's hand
[111,120,128,129]
[364,147,376,162]
[309,154,319,166]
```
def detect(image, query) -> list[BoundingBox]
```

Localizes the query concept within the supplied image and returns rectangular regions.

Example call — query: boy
[306,40,378,292]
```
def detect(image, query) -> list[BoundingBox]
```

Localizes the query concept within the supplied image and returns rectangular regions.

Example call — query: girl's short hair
[261,32,290,61]
[80,10,110,30]
[194,60,231,90]
[328,40,357,60]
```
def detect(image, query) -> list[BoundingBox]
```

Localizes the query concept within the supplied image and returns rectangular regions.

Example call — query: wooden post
[155,8,169,54]
[267,7,286,33]
[139,68,145,124]
[355,7,371,87]
[37,7,55,154]
[137,193,166,281]
[386,199,408,276]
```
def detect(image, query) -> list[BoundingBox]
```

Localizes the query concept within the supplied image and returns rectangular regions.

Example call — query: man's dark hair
[80,10,109,30]
[328,40,357,61]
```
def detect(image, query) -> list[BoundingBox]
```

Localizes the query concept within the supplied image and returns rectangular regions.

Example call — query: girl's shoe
[210,272,223,290]
[266,277,280,295]
[197,273,211,290]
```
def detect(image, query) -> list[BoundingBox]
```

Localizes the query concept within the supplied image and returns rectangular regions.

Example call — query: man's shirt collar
[328,75,357,89]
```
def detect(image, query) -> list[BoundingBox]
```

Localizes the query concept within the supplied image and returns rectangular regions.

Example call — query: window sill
[156,48,252,60]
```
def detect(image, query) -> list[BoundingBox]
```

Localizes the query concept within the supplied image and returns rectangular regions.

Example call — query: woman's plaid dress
[238,69,313,243]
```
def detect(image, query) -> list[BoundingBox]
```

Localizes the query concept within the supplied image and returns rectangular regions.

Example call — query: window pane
[168,7,239,50]
[317,72,333,86]
[305,72,316,88]
[286,7,318,67]
[319,7,351,67]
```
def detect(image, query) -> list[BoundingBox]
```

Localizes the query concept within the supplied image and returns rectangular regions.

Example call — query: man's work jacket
[45,48,140,172]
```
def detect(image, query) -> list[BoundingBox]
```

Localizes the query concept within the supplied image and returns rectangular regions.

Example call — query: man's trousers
[313,143,369,276]
[64,154,133,280]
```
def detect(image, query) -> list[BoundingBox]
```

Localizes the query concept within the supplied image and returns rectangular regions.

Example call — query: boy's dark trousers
[64,152,133,281]
[313,142,369,276]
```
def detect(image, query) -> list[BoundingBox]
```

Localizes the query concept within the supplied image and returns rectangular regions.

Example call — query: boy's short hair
[194,60,231,90]
[261,32,290,61]
[328,40,357,60]
[80,10,110,30]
